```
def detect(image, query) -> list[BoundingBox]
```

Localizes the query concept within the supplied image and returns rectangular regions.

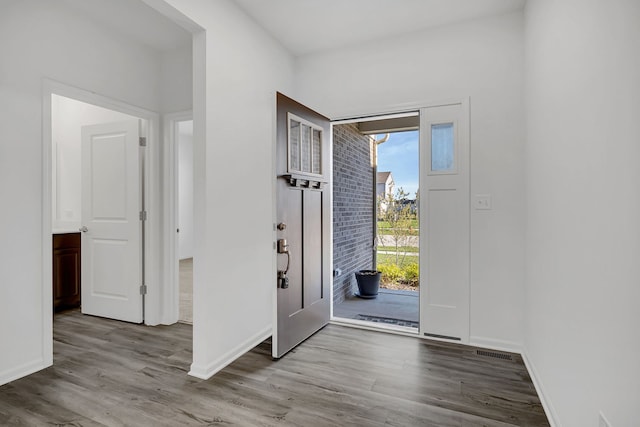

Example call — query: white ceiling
[60,0,191,52]
[58,0,525,56]
[233,0,526,56]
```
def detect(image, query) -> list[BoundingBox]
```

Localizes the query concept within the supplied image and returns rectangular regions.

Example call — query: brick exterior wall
[333,123,375,304]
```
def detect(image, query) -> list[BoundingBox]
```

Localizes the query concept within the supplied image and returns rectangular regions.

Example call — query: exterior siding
[332,123,375,304]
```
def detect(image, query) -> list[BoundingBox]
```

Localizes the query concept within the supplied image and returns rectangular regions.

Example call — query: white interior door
[419,101,470,342]
[81,120,143,323]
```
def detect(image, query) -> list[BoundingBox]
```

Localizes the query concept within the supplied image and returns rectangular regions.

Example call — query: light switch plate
[474,194,492,210]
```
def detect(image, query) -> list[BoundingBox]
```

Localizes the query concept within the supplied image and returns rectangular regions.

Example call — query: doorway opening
[176,119,194,324]
[331,112,420,332]
[331,100,470,343]
[51,93,147,323]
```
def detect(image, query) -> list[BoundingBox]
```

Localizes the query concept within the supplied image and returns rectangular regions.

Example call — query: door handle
[277,238,290,289]
[277,239,290,273]
[79,226,88,233]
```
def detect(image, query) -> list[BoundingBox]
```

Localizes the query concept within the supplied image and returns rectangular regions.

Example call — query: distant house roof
[377,171,393,184]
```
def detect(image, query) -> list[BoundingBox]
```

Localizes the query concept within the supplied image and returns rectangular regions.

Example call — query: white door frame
[162,110,193,324]
[42,79,163,357]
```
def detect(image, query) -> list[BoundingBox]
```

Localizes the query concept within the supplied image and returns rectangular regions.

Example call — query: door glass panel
[312,129,321,174]
[301,124,311,173]
[289,120,300,171]
[431,123,454,172]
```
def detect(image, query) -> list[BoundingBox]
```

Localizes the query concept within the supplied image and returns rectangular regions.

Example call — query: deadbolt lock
[277,239,289,254]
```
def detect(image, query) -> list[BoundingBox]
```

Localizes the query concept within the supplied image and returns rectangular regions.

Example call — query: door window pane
[301,124,311,173]
[289,119,300,171]
[312,129,321,174]
[431,123,454,172]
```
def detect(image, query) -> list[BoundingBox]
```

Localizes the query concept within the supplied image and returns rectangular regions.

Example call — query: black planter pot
[355,270,381,299]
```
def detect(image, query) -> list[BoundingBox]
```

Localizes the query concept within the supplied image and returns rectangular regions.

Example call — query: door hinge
[140,285,147,295]
[139,137,147,147]
[139,211,147,221]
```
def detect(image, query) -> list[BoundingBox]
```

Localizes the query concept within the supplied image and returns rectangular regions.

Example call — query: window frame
[287,112,324,177]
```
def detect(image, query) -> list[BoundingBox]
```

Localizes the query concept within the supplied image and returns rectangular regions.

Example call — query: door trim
[42,80,161,355]
[330,98,465,124]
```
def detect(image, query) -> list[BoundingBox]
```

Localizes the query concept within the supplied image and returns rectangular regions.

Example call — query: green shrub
[404,262,419,286]
[378,263,403,283]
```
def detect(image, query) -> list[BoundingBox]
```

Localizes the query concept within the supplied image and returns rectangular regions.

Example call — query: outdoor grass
[378,229,419,236]
[377,219,419,229]
[377,246,419,253]
[377,253,418,269]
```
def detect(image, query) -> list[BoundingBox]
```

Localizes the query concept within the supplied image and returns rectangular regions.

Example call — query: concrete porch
[333,288,419,329]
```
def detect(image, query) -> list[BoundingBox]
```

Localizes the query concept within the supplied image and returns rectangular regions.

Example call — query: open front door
[80,120,143,323]
[273,93,331,358]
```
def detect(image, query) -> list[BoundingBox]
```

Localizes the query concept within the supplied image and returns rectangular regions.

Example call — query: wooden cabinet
[53,233,81,311]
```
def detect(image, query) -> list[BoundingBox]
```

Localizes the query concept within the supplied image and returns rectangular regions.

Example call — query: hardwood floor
[179,257,193,324]
[0,311,549,426]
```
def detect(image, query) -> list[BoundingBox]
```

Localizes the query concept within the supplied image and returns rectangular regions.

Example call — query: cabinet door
[53,234,81,311]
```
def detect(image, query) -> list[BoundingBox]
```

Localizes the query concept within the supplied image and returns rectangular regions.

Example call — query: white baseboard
[0,358,49,387]
[188,325,272,380]
[521,348,560,427]
[469,335,523,354]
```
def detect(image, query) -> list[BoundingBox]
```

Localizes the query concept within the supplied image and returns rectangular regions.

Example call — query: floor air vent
[476,349,513,361]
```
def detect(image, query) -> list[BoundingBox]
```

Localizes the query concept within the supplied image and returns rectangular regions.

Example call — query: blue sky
[377,131,419,199]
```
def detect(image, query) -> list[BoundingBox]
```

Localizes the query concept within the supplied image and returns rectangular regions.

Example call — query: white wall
[0,0,188,385]
[161,45,193,114]
[52,95,139,232]
[158,0,295,378]
[178,121,194,259]
[524,1,640,425]
[296,11,526,350]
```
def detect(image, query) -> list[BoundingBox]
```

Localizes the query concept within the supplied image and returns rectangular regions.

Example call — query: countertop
[52,229,80,235]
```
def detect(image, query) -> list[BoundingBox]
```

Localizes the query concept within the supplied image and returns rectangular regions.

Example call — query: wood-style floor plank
[0,310,549,426]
